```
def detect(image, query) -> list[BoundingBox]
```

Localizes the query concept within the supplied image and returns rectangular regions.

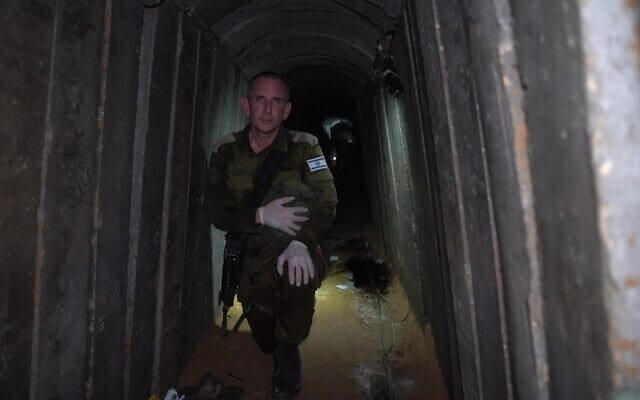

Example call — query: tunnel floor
[178,217,447,399]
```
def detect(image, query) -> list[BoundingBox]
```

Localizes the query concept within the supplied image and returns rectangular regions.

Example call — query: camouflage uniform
[208,125,337,352]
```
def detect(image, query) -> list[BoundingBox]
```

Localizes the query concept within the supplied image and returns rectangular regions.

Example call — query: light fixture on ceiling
[383,69,404,99]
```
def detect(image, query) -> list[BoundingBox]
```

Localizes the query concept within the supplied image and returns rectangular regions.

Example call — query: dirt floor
[178,243,448,399]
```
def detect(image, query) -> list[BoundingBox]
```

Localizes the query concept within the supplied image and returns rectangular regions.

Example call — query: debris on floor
[354,365,396,400]
[368,373,393,400]
[179,372,244,400]
[345,256,391,293]
[159,388,188,400]
[323,235,391,294]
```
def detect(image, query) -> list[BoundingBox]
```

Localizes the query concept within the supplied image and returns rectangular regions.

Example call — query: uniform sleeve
[295,143,338,248]
[207,148,260,234]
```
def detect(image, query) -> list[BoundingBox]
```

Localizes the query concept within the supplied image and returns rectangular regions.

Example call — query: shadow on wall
[197,46,248,323]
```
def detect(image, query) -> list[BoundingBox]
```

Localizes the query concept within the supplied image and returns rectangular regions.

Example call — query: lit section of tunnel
[169,0,442,396]
[188,2,444,397]
[189,0,439,368]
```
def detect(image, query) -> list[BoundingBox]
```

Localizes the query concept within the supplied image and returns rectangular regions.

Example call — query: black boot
[272,343,302,399]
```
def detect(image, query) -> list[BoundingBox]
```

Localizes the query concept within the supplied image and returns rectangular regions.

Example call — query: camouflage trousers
[237,237,322,353]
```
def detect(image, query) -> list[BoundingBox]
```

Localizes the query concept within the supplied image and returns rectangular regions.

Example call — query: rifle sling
[252,148,288,208]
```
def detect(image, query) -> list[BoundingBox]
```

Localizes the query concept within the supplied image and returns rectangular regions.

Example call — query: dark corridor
[1,1,639,399]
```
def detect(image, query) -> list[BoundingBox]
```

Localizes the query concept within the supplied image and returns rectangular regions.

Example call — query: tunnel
[1,0,639,399]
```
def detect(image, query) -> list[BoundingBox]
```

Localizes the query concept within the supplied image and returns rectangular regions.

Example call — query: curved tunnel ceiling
[192,0,403,98]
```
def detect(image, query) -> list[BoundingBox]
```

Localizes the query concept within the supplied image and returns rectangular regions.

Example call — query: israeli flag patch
[307,155,328,172]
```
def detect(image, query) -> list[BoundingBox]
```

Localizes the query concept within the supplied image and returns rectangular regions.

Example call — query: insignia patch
[307,155,328,172]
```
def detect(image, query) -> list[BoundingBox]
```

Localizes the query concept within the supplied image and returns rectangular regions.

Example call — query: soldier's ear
[241,97,251,117]
[283,102,292,120]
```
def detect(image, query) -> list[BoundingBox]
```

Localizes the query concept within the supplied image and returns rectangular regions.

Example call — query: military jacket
[207,125,338,250]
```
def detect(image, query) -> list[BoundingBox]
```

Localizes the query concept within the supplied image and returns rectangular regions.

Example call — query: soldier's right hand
[257,196,309,236]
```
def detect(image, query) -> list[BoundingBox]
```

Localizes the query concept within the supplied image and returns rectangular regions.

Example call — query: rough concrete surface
[580,0,640,394]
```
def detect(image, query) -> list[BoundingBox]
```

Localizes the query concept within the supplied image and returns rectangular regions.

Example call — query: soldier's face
[242,77,292,135]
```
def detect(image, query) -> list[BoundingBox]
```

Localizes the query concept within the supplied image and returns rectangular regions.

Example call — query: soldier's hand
[277,240,315,286]
[257,196,309,236]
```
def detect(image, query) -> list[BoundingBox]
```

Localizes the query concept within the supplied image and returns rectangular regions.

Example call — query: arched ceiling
[190,0,403,98]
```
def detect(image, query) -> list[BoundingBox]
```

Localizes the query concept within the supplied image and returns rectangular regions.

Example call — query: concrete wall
[579,0,640,395]
[357,81,458,393]
[0,1,233,397]
[508,1,611,398]
[358,2,512,398]
[361,0,639,399]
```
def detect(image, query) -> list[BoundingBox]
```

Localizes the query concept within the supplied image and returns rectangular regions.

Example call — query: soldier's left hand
[277,240,315,286]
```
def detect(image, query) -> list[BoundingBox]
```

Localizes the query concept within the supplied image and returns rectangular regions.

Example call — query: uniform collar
[270,126,289,153]
[241,124,289,155]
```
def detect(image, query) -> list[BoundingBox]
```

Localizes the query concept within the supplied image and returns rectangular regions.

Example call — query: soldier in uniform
[207,71,337,399]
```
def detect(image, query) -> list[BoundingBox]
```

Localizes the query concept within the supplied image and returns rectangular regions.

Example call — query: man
[207,71,337,399]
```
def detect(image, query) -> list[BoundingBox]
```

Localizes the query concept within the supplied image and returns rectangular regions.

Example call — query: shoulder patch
[290,131,318,146]
[212,132,237,154]
[307,155,328,172]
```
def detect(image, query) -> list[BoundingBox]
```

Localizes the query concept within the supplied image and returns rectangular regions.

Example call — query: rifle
[218,232,246,336]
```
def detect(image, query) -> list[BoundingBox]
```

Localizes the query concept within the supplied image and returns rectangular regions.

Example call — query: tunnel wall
[357,86,426,321]
[196,41,248,326]
[507,0,640,397]
[181,23,247,385]
[578,0,640,394]
[508,2,611,398]
[358,2,512,398]
[360,0,638,399]
[357,81,461,395]
[0,2,222,398]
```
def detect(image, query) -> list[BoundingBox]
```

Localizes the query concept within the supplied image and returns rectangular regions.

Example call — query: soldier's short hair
[246,71,290,101]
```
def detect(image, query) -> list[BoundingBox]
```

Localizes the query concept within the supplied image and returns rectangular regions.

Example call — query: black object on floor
[345,256,391,293]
